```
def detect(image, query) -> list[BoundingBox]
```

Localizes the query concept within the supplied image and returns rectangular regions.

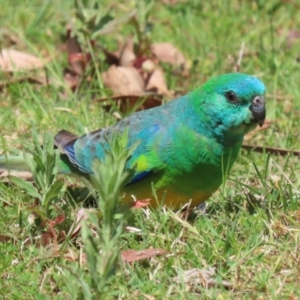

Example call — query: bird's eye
[225,91,238,103]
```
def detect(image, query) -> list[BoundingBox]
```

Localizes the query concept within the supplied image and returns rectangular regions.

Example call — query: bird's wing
[57,120,166,183]
[55,97,183,181]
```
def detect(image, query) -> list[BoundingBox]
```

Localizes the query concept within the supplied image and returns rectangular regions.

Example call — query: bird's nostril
[252,96,264,106]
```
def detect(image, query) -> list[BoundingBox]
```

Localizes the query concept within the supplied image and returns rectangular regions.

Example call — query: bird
[0,73,266,208]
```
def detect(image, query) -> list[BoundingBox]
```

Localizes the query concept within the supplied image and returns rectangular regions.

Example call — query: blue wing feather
[59,104,173,177]
[127,170,152,185]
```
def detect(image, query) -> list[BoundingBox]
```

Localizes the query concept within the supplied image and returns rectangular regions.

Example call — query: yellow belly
[121,184,214,208]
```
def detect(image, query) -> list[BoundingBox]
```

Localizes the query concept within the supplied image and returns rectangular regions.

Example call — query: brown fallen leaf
[173,267,232,289]
[151,42,186,68]
[130,198,152,209]
[121,248,168,263]
[51,213,66,227]
[65,35,81,54]
[146,68,173,98]
[102,65,145,96]
[0,49,45,71]
[63,33,92,92]
[119,37,136,67]
[68,53,90,74]
[66,36,90,75]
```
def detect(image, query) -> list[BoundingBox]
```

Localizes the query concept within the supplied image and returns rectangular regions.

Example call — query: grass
[1,0,300,299]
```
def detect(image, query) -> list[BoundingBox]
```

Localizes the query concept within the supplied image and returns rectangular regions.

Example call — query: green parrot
[0,73,266,208]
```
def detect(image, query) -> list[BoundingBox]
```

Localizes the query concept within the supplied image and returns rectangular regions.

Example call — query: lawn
[1,0,300,299]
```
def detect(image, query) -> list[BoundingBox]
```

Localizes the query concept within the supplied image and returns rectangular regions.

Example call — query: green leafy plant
[72,0,137,42]
[64,131,134,299]
[10,131,65,227]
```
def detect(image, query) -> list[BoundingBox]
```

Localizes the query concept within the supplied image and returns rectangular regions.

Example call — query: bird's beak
[250,95,266,127]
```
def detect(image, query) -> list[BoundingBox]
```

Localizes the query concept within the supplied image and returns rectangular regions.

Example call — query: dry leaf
[0,49,45,71]
[51,213,66,226]
[151,42,186,68]
[146,68,173,97]
[119,37,136,67]
[102,65,145,96]
[68,53,90,75]
[65,36,82,54]
[64,36,91,91]
[173,267,232,289]
[121,248,168,263]
[66,36,88,75]
[130,198,152,209]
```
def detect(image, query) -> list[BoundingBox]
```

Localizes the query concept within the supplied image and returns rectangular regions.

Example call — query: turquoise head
[196,73,266,140]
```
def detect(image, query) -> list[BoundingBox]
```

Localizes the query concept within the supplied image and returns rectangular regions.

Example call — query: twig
[242,144,300,157]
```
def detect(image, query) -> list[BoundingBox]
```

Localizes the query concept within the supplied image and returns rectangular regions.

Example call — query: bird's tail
[0,154,76,175]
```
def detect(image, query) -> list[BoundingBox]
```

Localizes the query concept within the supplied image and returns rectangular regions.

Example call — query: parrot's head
[198,72,266,139]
